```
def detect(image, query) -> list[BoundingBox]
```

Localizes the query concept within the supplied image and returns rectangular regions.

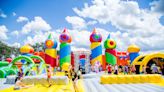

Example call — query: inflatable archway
[9,55,35,76]
[0,56,35,78]
[132,53,164,72]
[30,55,47,74]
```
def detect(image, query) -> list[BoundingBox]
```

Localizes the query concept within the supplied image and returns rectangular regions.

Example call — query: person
[95,61,101,73]
[47,66,52,87]
[141,65,146,74]
[118,65,123,74]
[114,65,118,75]
[124,65,128,75]
[77,69,82,79]
[71,69,77,82]
[131,65,136,74]
[99,65,103,72]
[18,68,24,79]
[151,64,158,74]
[54,67,57,75]
[88,64,91,73]
[57,66,61,72]
[14,77,34,90]
[161,65,164,75]
[36,65,40,74]
[107,64,112,74]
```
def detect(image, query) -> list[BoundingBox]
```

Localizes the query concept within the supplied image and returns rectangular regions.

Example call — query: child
[18,68,24,79]
[47,66,52,87]
[14,77,33,90]
[114,65,118,75]
[77,69,82,79]
[107,64,112,74]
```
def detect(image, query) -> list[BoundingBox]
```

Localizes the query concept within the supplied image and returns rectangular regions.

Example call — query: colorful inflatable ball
[59,28,72,43]
[104,39,116,49]
[45,39,54,48]
[90,29,102,42]
[20,44,34,54]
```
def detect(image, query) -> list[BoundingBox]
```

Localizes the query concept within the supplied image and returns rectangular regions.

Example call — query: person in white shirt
[114,65,118,75]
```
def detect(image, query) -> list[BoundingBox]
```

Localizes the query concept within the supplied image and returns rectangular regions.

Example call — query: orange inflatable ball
[45,39,54,48]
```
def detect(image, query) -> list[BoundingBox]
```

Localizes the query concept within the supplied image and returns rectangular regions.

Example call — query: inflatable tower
[59,28,72,71]
[45,34,58,67]
[127,44,140,64]
[104,34,117,65]
[90,28,102,65]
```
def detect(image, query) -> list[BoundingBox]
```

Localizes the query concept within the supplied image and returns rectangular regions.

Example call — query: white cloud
[17,16,28,23]
[87,20,97,25]
[71,0,164,52]
[23,31,60,45]
[0,12,7,18]
[11,30,19,36]
[21,16,51,34]
[65,16,86,29]
[0,25,8,40]
[12,12,16,16]
[66,16,97,30]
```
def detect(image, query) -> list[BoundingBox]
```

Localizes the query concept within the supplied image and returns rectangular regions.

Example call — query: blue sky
[0,0,164,53]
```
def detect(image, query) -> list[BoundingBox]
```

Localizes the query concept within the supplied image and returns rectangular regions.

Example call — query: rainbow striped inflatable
[90,29,102,65]
[59,28,72,71]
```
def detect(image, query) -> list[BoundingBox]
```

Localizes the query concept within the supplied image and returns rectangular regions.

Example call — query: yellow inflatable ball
[62,63,70,71]
[20,45,33,53]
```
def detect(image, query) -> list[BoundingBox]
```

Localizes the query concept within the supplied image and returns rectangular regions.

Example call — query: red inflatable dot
[110,41,114,45]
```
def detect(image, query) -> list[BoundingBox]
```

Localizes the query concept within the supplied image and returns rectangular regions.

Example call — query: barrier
[22,75,69,85]
[100,74,163,84]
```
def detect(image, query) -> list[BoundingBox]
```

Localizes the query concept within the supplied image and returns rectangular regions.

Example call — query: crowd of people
[13,62,164,90]
[106,64,164,75]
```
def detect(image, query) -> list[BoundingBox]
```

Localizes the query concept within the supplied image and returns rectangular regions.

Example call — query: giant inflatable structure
[45,34,58,67]
[59,28,72,71]
[0,28,164,92]
[90,29,102,65]
[104,34,117,65]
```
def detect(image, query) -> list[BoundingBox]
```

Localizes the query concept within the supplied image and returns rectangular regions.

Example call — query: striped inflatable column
[104,34,117,65]
[59,28,72,71]
[45,34,57,67]
[90,29,102,65]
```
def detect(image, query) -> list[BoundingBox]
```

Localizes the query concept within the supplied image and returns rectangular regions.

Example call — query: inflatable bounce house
[0,28,164,92]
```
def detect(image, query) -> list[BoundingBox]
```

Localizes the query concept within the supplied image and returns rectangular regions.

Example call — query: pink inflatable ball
[90,28,102,42]
[59,28,72,43]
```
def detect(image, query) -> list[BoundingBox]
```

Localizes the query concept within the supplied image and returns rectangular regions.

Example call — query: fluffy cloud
[11,30,19,36]
[0,25,8,40]
[65,16,97,30]
[17,16,28,23]
[71,0,164,52]
[21,16,51,34]
[0,10,7,18]
[65,16,86,29]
